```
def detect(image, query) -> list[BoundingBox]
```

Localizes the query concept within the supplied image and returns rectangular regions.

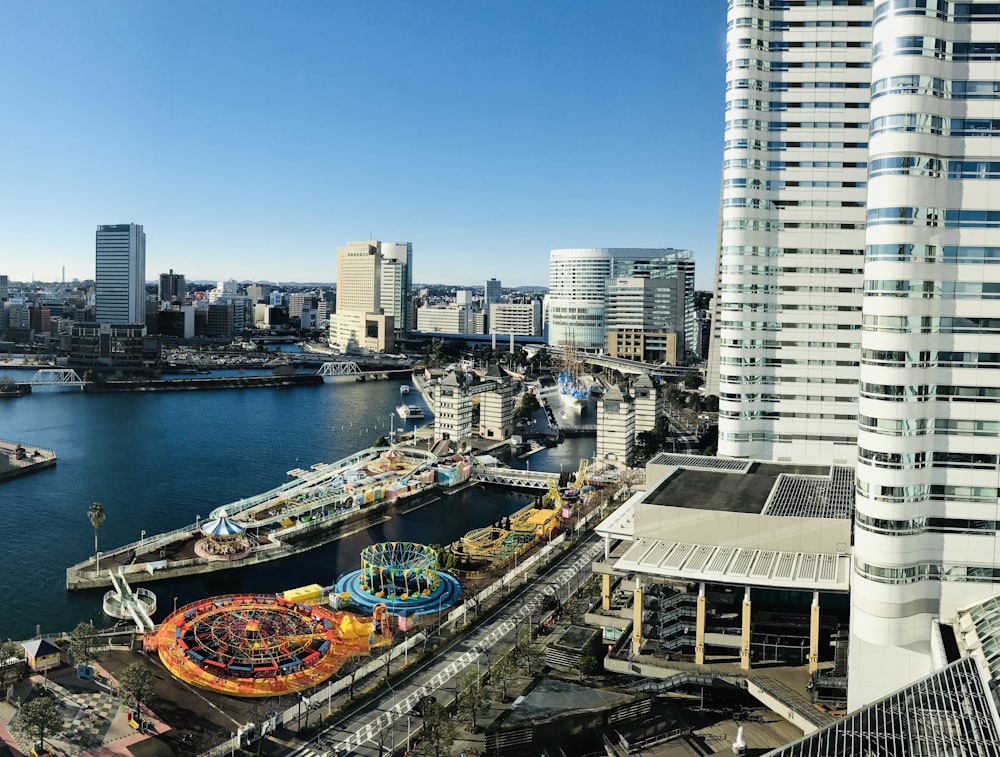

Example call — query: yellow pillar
[695,582,706,665]
[601,573,612,612]
[808,592,820,676]
[632,577,644,656]
[740,587,752,670]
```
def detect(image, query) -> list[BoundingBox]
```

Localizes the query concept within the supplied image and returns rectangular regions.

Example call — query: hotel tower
[710,0,1000,708]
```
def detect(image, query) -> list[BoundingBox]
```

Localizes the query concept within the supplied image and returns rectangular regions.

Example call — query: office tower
[848,2,1000,708]
[380,242,412,334]
[606,276,687,365]
[548,248,694,353]
[95,223,146,324]
[489,301,542,337]
[331,241,393,352]
[0,275,8,301]
[158,269,186,305]
[707,1,870,465]
[484,277,502,307]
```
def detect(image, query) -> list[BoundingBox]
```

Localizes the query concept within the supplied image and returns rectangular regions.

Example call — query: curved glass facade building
[548,248,694,354]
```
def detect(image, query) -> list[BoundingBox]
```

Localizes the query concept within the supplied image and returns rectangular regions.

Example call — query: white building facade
[548,248,695,354]
[710,0,1000,710]
[489,301,542,337]
[381,242,412,335]
[849,0,1000,709]
[95,223,146,325]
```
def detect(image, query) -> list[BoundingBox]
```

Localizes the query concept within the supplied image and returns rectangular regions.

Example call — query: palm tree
[88,501,106,557]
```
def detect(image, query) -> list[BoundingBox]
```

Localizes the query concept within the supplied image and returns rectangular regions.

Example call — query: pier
[0,440,56,481]
[66,445,441,591]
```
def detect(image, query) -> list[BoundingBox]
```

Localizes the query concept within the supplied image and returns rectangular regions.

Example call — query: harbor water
[0,375,585,640]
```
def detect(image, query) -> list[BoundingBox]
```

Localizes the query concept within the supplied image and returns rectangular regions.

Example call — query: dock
[65,445,443,590]
[0,440,56,482]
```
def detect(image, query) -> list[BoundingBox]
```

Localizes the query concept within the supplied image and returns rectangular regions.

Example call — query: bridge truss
[317,361,360,377]
[28,368,85,387]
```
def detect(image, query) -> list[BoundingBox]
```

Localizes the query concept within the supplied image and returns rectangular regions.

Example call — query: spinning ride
[152,594,381,697]
[334,541,462,618]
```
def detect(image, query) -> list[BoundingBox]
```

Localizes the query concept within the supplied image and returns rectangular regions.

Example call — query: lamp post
[96,551,102,573]
[140,530,146,549]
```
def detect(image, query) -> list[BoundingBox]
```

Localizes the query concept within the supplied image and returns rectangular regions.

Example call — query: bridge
[316,361,413,380]
[471,465,558,489]
[524,345,699,378]
[27,368,85,388]
[104,568,157,633]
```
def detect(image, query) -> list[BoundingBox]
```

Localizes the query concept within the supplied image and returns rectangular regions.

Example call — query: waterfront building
[205,303,235,338]
[708,0,1000,712]
[432,371,473,443]
[158,270,186,305]
[330,241,394,353]
[548,248,694,354]
[596,384,634,465]
[631,372,661,436]
[381,242,413,335]
[489,301,542,338]
[478,364,514,440]
[95,223,146,325]
[69,322,155,368]
[158,306,195,339]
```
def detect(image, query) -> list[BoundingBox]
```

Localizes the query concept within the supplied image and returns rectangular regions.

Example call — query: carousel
[194,515,251,560]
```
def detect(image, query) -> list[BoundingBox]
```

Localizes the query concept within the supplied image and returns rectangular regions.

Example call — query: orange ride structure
[150,593,388,697]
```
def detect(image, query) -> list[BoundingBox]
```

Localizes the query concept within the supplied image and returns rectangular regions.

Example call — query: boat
[400,384,411,395]
[557,370,588,411]
[397,403,425,420]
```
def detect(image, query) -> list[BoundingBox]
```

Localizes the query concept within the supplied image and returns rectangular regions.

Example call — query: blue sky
[0,1,727,288]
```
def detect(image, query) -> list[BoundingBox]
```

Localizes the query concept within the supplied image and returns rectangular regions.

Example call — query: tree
[420,702,457,757]
[456,670,491,730]
[490,649,517,701]
[117,663,156,712]
[514,624,544,675]
[684,372,705,391]
[69,622,100,666]
[12,695,64,752]
[87,502,106,559]
[513,392,540,424]
[0,641,24,687]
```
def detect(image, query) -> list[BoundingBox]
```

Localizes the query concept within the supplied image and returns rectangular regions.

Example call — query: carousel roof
[381,446,403,459]
[201,516,245,537]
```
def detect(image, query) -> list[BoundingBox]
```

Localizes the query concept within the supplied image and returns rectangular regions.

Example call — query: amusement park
[2,442,621,757]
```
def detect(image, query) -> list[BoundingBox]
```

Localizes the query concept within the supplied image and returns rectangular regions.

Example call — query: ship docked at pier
[65,445,471,591]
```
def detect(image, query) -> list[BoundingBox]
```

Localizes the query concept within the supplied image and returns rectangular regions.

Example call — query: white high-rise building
[707,1,870,465]
[710,0,1000,710]
[849,1,1000,709]
[548,248,694,353]
[95,223,146,325]
[331,241,394,352]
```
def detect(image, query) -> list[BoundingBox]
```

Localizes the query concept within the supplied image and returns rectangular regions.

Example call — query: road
[287,534,605,756]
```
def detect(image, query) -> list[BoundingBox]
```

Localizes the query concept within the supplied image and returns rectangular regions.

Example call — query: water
[0,377,533,640]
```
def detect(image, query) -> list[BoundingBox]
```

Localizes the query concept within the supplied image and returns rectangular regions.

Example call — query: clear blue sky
[0,1,727,288]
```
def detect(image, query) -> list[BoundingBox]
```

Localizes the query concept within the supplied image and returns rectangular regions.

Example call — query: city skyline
[0,1,727,289]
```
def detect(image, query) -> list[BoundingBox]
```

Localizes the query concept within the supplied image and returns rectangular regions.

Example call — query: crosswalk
[297,536,603,756]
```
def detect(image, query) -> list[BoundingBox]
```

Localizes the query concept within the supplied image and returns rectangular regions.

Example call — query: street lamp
[140,530,146,549]
[96,551,102,573]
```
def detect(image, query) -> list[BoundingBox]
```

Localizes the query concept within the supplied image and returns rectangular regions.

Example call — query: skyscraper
[547,248,694,353]
[330,240,393,353]
[95,223,146,325]
[380,242,412,334]
[710,0,1000,709]
[707,2,870,465]
[484,277,502,307]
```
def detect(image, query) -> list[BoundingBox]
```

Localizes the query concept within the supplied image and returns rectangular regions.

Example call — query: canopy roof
[201,516,245,537]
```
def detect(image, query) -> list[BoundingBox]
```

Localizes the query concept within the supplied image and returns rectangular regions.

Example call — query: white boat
[400,384,411,395]
[397,403,425,420]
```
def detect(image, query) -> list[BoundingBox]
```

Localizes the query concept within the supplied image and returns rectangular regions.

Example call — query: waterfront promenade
[0,439,56,481]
